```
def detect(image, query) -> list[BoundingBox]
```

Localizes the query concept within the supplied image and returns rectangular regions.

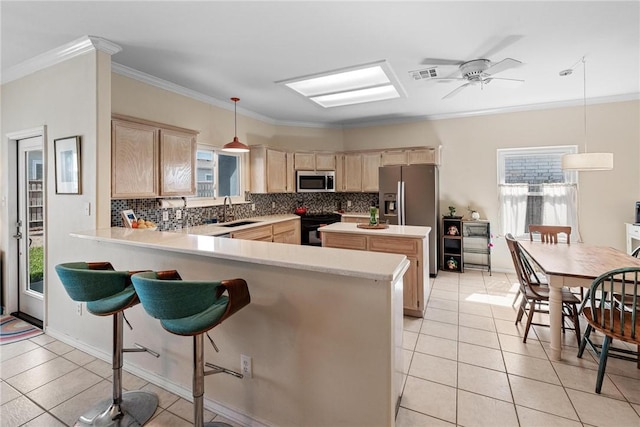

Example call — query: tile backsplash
[111,192,378,230]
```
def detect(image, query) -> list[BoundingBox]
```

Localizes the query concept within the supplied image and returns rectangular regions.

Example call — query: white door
[16,136,44,322]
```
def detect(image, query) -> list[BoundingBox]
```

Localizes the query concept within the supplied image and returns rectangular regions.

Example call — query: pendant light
[222,97,250,153]
[561,57,613,171]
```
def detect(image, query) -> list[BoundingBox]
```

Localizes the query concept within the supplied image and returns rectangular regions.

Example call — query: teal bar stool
[55,262,159,426]
[130,270,250,427]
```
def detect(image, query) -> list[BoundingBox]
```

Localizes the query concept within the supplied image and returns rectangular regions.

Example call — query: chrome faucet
[223,196,235,222]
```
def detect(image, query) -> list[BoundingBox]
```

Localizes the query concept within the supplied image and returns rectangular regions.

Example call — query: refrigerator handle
[399,180,406,225]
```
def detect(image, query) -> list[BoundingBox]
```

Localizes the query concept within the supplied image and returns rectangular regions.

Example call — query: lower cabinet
[273,219,301,244]
[231,219,300,244]
[322,232,427,317]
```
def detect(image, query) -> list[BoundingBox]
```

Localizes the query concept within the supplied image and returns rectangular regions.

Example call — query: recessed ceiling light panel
[278,60,405,108]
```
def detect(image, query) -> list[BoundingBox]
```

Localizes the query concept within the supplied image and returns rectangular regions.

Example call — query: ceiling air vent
[409,67,439,81]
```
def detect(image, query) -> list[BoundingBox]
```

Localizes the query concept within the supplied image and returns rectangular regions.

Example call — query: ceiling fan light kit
[222,97,250,153]
[560,57,613,171]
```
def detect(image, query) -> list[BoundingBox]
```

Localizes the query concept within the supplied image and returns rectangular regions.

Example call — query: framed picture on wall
[54,136,81,194]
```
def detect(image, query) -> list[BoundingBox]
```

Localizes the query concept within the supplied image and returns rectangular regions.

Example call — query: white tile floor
[1,269,639,426]
[397,270,640,427]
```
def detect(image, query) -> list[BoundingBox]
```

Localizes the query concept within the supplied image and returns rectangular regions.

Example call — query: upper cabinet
[343,153,363,192]
[294,152,336,171]
[381,147,441,166]
[111,115,197,199]
[294,152,315,170]
[315,153,336,171]
[251,146,293,193]
[362,152,381,192]
[159,129,197,196]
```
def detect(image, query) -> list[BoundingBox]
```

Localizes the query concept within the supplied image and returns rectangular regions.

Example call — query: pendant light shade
[560,57,613,171]
[222,97,250,153]
[561,152,613,171]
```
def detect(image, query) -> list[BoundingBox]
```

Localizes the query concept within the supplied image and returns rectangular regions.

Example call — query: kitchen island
[60,227,408,427]
[320,222,431,317]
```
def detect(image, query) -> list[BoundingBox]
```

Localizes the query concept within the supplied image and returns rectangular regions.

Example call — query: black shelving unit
[462,220,491,275]
[442,217,463,273]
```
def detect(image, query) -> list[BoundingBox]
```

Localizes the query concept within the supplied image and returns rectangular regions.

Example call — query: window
[193,145,243,201]
[497,146,580,241]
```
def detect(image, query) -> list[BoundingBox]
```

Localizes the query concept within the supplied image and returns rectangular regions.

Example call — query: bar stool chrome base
[75,391,158,427]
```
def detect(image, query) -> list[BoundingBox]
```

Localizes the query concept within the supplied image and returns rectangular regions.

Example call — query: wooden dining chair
[506,234,581,344]
[528,225,571,244]
[577,267,640,393]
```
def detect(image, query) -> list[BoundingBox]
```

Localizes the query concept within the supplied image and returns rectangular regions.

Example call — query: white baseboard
[45,327,269,427]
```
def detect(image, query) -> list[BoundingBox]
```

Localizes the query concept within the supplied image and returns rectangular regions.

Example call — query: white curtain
[541,183,581,242]
[498,184,529,237]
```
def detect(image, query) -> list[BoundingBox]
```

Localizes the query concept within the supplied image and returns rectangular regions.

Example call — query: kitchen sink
[218,220,260,228]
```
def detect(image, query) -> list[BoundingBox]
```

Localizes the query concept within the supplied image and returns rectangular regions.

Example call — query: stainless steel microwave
[296,171,335,192]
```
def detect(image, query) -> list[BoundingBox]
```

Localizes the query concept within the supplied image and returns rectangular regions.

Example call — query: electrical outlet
[162,210,169,221]
[251,203,256,211]
[241,354,252,379]
[175,209,182,220]
[76,303,82,316]
[347,200,352,207]
[271,202,276,209]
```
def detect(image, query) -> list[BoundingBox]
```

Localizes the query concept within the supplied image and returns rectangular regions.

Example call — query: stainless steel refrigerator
[379,164,439,276]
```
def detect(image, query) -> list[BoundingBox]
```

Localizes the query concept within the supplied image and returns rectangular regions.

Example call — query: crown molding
[340,93,640,128]
[111,62,342,129]
[2,35,121,84]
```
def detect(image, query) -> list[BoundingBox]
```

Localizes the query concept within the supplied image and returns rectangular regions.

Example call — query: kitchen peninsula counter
[64,227,408,426]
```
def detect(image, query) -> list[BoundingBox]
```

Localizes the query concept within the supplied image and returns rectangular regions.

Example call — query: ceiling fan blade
[477,35,524,59]
[485,58,522,75]
[485,77,524,88]
[421,58,464,66]
[442,82,472,99]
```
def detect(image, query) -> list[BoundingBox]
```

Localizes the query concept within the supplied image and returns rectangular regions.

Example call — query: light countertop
[338,212,370,218]
[319,222,431,239]
[178,214,299,236]
[71,226,409,282]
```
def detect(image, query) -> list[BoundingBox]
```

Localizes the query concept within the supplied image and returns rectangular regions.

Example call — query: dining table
[518,241,640,361]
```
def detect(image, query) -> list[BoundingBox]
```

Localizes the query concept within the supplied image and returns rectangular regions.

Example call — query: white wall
[0,50,111,327]
[343,101,640,271]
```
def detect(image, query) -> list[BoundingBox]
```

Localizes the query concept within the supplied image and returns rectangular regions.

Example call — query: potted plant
[447,206,456,217]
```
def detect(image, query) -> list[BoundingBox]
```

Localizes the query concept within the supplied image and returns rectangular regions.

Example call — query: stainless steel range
[299,212,342,246]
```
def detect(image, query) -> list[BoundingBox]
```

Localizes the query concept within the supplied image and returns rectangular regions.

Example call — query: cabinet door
[111,120,159,198]
[160,129,196,196]
[362,152,381,192]
[381,150,408,166]
[315,153,336,171]
[407,148,436,165]
[294,152,315,170]
[322,233,367,250]
[231,224,273,241]
[343,153,362,192]
[273,219,300,244]
[267,149,287,193]
[286,152,296,193]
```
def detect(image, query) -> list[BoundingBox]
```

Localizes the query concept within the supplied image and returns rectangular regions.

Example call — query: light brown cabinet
[111,116,197,199]
[381,150,407,166]
[273,219,301,244]
[294,152,336,171]
[322,232,427,317]
[341,216,369,224]
[343,153,363,191]
[294,152,315,170]
[250,146,291,193]
[381,147,440,166]
[231,218,301,244]
[315,153,336,171]
[286,152,296,193]
[362,152,381,192]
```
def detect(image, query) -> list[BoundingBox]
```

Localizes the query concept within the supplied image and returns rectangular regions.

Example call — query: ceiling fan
[420,35,525,99]
[423,57,524,99]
